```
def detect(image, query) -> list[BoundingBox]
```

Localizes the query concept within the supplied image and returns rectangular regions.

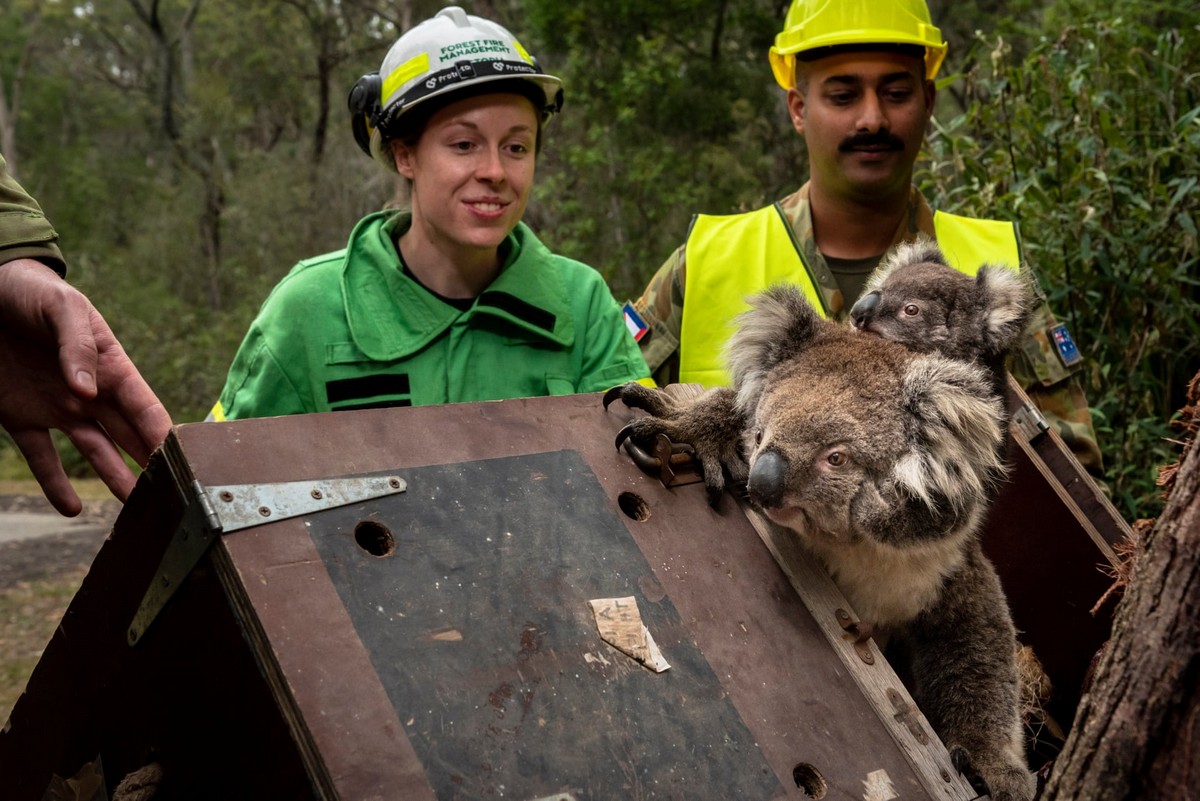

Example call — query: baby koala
[849,237,1034,400]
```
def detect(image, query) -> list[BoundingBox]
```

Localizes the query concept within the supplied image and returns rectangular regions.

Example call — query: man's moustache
[839,133,905,151]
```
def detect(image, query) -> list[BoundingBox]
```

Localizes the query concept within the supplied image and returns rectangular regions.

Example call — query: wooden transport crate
[0,387,1125,800]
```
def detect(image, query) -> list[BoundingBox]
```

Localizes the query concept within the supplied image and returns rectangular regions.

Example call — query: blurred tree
[5,0,404,423]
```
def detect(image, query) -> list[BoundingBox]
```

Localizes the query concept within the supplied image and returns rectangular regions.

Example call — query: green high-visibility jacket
[678,205,1020,387]
[212,211,649,420]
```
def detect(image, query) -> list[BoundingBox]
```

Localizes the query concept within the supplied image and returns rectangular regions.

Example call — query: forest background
[0,0,1196,522]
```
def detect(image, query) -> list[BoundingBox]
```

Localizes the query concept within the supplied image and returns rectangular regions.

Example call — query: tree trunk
[1041,384,1200,799]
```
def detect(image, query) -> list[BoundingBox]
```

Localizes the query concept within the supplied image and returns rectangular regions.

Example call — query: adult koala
[605,279,1035,800]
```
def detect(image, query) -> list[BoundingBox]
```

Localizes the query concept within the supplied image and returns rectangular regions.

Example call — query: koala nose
[850,291,880,328]
[747,449,788,509]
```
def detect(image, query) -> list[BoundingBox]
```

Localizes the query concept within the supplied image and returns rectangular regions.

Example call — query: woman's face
[392,92,539,259]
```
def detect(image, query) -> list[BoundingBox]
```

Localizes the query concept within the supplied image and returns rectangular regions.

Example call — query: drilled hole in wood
[793,763,827,798]
[354,520,395,557]
[617,491,650,522]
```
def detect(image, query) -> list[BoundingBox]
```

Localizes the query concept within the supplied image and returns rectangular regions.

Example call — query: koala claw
[613,421,638,452]
[703,475,726,509]
[602,382,678,417]
[601,383,628,411]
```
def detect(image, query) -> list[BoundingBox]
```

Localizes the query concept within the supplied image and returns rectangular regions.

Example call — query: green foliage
[918,3,1200,518]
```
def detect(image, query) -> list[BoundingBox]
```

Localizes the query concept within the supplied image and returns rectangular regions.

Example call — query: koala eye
[754,428,763,445]
[902,303,921,317]
[827,450,848,467]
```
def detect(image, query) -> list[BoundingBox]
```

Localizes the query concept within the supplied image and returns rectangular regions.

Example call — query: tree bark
[1041,387,1200,800]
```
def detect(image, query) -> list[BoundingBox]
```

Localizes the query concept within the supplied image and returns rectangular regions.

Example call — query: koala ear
[865,235,949,294]
[725,283,823,413]
[893,355,1008,514]
[976,265,1034,358]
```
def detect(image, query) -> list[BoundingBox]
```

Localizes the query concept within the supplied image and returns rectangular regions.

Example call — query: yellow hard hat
[769,0,948,90]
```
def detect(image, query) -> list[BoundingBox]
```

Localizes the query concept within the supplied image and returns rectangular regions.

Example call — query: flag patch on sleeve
[1050,323,1082,367]
[623,302,649,342]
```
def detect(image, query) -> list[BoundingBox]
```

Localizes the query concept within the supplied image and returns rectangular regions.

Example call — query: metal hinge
[1011,401,1050,443]
[835,607,875,666]
[128,475,407,646]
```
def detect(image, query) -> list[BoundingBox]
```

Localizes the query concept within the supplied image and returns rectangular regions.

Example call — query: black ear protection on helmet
[348,72,384,156]
[545,87,565,122]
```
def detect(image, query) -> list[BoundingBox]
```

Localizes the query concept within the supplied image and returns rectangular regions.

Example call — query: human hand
[0,259,173,515]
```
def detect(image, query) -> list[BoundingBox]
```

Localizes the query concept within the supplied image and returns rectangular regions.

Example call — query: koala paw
[950,745,1035,801]
[604,383,747,507]
[602,382,679,417]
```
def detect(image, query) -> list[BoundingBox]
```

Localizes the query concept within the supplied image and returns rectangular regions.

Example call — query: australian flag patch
[1050,323,1082,367]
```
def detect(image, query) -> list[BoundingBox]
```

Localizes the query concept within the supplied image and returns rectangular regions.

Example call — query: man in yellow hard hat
[627,0,1101,472]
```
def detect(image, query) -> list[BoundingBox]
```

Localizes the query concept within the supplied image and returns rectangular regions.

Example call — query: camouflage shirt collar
[777,182,936,317]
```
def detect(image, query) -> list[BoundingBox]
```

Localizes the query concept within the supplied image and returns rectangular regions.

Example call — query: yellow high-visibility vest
[679,205,1020,386]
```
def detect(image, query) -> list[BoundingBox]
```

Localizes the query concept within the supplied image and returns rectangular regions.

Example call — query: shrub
[920,10,1200,519]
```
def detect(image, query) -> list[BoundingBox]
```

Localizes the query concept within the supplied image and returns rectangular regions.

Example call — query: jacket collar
[343,211,576,361]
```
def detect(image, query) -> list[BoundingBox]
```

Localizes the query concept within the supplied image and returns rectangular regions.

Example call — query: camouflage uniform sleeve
[630,244,687,386]
[1007,297,1104,475]
[0,154,66,275]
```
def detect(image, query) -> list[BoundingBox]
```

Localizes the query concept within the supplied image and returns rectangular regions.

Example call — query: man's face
[787,50,935,203]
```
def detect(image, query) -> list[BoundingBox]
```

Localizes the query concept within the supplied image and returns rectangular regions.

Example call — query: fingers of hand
[64,421,138,502]
[55,295,108,400]
[9,429,83,517]
[94,342,172,464]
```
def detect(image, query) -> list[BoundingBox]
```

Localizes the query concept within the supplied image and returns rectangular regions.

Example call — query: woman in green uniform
[211,6,648,420]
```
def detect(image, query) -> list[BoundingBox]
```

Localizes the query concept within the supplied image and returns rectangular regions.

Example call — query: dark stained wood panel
[982,432,1120,733]
[310,451,779,798]
[0,459,320,801]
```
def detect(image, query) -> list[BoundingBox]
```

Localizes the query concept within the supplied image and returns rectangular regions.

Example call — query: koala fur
[849,237,1035,400]
[606,278,1035,800]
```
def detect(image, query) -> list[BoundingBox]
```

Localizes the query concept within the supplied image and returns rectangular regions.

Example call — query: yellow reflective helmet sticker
[383,52,431,102]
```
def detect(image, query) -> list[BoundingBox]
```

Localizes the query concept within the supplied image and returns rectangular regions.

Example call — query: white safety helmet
[348,6,564,171]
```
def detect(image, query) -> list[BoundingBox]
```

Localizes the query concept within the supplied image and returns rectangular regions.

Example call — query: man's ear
[923,79,937,122]
[391,140,415,179]
[786,87,806,135]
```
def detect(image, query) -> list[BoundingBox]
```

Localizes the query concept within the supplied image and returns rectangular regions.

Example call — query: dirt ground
[0,493,120,588]
[0,492,122,724]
